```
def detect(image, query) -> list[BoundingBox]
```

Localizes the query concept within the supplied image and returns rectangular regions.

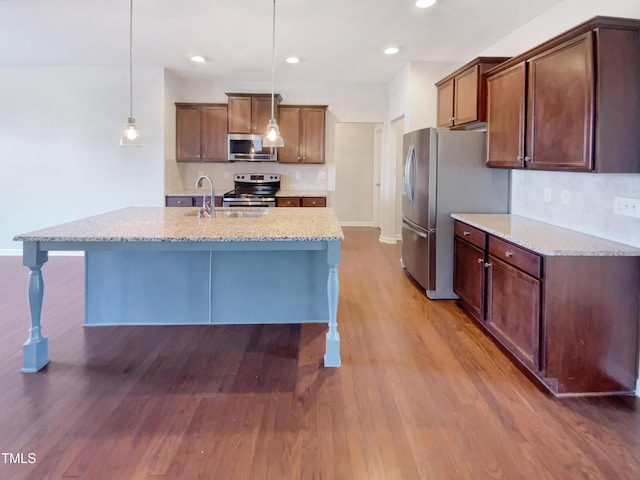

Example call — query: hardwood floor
[1,227,638,479]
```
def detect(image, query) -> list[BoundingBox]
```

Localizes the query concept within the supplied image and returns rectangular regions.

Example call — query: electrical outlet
[295,172,301,180]
[561,190,570,205]
[543,188,552,203]
[614,196,640,217]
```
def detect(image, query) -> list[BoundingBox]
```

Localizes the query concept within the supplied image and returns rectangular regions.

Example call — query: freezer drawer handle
[404,223,427,239]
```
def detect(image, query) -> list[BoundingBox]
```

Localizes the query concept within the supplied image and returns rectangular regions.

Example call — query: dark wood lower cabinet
[453,219,639,396]
[453,236,485,322]
[485,255,541,372]
[165,196,222,207]
[276,196,326,207]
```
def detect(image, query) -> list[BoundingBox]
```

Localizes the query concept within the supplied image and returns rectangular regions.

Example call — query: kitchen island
[13,207,344,372]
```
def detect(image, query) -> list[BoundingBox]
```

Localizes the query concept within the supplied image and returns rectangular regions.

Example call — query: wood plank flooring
[0,227,638,479]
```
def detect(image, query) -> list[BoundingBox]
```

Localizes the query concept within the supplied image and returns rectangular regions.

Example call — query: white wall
[0,66,166,253]
[478,0,640,248]
[383,61,461,240]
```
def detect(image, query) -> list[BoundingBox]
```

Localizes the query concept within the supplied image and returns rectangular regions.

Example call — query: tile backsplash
[511,170,640,248]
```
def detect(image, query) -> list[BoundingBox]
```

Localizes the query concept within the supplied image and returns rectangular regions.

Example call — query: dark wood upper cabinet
[486,16,640,172]
[436,57,510,128]
[486,63,526,168]
[176,103,228,162]
[226,93,281,134]
[278,106,327,164]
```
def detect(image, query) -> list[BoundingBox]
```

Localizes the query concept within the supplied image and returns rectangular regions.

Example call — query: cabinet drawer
[302,197,326,207]
[277,197,302,207]
[488,236,542,278]
[166,196,194,207]
[454,221,486,249]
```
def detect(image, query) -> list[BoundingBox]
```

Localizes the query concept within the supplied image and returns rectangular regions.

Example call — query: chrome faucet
[195,175,215,218]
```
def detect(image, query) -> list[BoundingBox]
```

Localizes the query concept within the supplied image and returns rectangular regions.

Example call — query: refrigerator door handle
[410,145,417,203]
[402,221,428,239]
[403,144,415,204]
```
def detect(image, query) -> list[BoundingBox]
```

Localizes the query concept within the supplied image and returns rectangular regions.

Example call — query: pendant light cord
[128,0,134,120]
[270,0,276,120]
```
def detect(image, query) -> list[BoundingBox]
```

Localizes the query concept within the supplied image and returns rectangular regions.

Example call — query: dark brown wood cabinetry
[453,219,640,396]
[277,106,327,164]
[226,93,280,134]
[165,196,222,207]
[176,103,228,162]
[276,196,326,207]
[436,57,510,128]
[486,16,640,172]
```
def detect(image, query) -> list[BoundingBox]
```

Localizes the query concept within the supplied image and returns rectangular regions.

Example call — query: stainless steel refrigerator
[401,128,510,299]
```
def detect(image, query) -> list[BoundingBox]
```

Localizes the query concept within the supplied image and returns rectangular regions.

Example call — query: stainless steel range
[222,173,280,207]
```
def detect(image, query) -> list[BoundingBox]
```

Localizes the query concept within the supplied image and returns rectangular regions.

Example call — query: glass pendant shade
[120,117,143,146]
[263,118,284,147]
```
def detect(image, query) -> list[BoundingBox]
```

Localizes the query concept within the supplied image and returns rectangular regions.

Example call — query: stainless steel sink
[183,207,268,218]
[221,207,268,218]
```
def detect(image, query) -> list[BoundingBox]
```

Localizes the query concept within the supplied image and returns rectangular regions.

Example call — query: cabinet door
[527,32,594,171]
[276,197,302,207]
[301,108,326,164]
[227,96,252,133]
[302,197,326,207]
[437,78,454,127]
[454,65,479,125]
[486,255,541,371]
[252,96,273,134]
[278,107,301,163]
[202,105,228,162]
[176,106,202,162]
[486,62,526,168]
[453,236,486,322]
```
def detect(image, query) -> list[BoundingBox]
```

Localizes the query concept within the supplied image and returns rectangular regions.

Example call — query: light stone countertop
[451,213,640,256]
[14,207,344,243]
[276,190,329,198]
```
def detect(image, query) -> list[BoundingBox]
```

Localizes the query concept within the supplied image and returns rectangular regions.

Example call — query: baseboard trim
[0,249,84,257]
[339,221,376,227]
[379,235,400,244]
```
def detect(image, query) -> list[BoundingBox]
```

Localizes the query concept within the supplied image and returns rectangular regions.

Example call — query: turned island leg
[21,243,49,373]
[324,241,341,367]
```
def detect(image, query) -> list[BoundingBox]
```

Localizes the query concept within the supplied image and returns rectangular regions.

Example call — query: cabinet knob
[463,231,471,236]
[477,258,484,264]
[485,262,492,268]
[524,156,531,163]
[505,251,512,257]
[517,155,523,161]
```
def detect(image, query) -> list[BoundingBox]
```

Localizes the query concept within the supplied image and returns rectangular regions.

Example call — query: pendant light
[120,0,143,146]
[263,0,284,148]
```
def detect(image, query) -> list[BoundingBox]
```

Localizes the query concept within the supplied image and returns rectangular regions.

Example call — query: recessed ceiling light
[285,57,300,64]
[384,47,400,55]
[416,0,437,8]
[188,55,206,63]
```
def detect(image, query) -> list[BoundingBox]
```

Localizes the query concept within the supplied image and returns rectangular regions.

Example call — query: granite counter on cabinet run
[13,207,344,372]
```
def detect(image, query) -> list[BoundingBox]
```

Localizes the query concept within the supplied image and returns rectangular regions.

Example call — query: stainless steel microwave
[227,134,277,162]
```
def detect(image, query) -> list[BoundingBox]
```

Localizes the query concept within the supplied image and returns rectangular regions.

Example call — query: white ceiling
[0,0,566,83]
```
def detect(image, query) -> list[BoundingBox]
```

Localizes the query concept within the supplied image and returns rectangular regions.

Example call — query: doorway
[334,123,381,226]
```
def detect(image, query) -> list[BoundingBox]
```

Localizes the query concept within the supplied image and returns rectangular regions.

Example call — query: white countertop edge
[451,213,640,257]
